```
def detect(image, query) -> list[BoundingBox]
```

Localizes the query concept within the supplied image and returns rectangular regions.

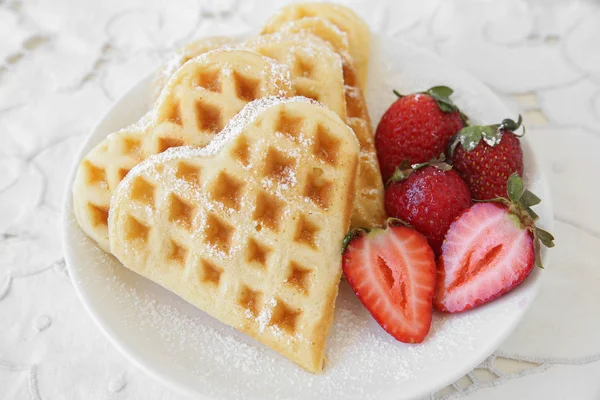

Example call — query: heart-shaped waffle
[72,49,293,252]
[262,3,371,91]
[155,33,347,123]
[154,31,385,229]
[108,97,360,373]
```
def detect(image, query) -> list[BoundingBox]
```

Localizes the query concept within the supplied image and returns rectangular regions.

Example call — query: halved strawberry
[435,174,554,313]
[342,222,436,343]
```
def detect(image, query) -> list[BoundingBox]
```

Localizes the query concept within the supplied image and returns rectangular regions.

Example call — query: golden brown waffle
[108,97,360,373]
[274,17,351,65]
[149,30,384,228]
[262,3,371,91]
[241,33,347,123]
[262,21,385,228]
[154,36,238,99]
[72,49,293,252]
[344,82,386,229]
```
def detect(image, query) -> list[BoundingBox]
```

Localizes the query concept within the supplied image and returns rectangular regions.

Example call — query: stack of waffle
[72,2,384,373]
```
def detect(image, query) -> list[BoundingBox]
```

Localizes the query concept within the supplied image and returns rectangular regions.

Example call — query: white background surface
[0,0,598,399]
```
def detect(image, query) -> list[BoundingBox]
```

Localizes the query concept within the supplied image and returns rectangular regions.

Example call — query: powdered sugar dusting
[241,32,344,73]
[66,34,548,400]
[69,178,527,400]
[257,296,276,332]
[112,96,321,205]
[72,237,507,400]
[154,48,292,109]
[280,17,350,50]
[155,37,240,99]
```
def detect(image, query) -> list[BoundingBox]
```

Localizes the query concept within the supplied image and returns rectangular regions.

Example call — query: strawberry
[375,86,466,182]
[434,174,554,313]
[342,221,436,343]
[449,116,524,200]
[384,157,472,256]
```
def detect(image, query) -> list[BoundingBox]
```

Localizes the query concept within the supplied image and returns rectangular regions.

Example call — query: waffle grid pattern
[73,49,293,252]
[153,36,239,100]
[145,27,385,230]
[261,2,371,91]
[110,101,359,372]
[265,18,385,228]
[243,33,347,120]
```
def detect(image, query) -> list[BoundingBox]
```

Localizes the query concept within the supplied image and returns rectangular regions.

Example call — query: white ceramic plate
[62,35,553,400]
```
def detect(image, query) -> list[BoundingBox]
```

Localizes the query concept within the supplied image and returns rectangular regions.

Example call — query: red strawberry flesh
[343,226,436,343]
[435,203,535,313]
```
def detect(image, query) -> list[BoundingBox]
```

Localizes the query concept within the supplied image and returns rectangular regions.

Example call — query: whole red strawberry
[435,174,554,313]
[384,158,472,255]
[449,116,524,200]
[375,86,466,182]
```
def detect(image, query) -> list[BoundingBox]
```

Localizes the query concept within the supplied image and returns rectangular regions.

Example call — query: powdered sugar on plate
[68,210,503,399]
[68,219,512,400]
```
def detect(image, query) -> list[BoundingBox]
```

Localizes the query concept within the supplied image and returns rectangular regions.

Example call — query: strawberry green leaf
[500,114,523,133]
[507,213,524,230]
[423,86,465,118]
[507,173,524,202]
[449,115,524,155]
[480,125,503,147]
[411,153,452,172]
[534,238,545,269]
[428,86,454,98]
[398,159,412,169]
[388,167,413,184]
[387,160,414,184]
[498,174,553,267]
[437,101,455,114]
[524,206,539,221]
[393,89,405,98]
[474,197,510,205]
[521,189,542,207]
[536,228,555,248]
[431,162,453,171]
[342,228,369,253]
[456,126,484,151]
[388,156,452,185]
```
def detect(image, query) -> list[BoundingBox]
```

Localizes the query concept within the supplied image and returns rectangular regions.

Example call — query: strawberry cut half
[434,202,535,313]
[342,224,436,343]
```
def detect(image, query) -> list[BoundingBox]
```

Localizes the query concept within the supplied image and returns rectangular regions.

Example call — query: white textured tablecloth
[1,0,598,399]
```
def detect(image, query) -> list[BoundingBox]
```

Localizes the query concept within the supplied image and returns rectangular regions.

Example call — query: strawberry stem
[490,173,555,268]
[387,154,452,185]
[385,217,413,229]
[341,228,370,253]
